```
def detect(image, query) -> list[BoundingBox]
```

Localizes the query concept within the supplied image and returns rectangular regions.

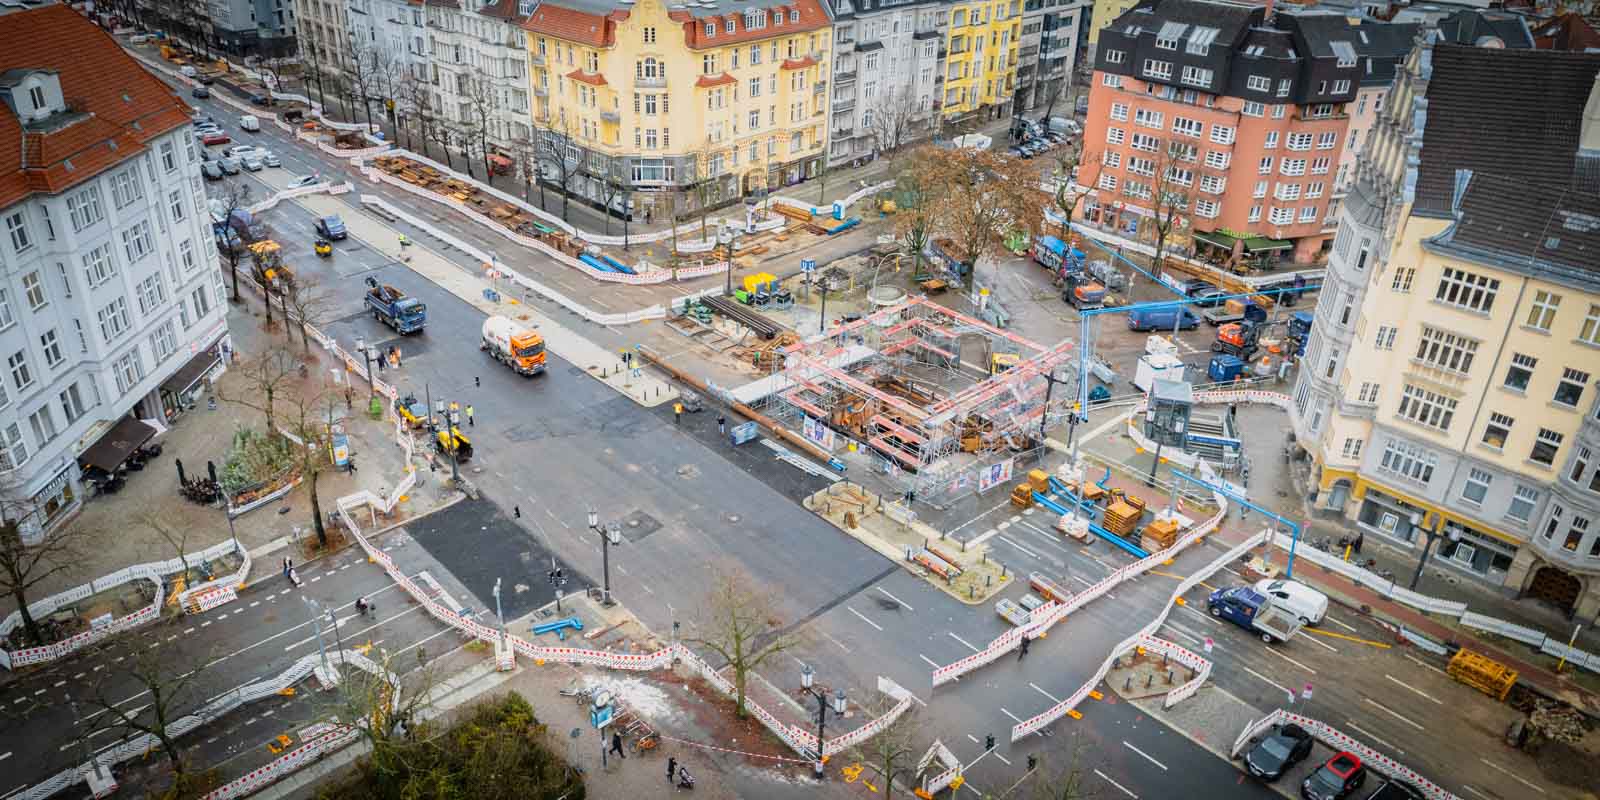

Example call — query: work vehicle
[1134,351,1185,393]
[1047,117,1081,136]
[238,114,259,131]
[1207,354,1246,383]
[1030,235,1081,274]
[364,277,427,334]
[1302,752,1367,800]
[434,425,473,462]
[1201,299,1267,327]
[1126,306,1198,331]
[1088,259,1127,291]
[1287,311,1313,357]
[1062,272,1106,309]
[1242,723,1314,781]
[1207,587,1304,643]
[315,215,347,240]
[1212,319,1263,359]
[394,395,429,429]
[481,315,547,376]
[1254,579,1328,626]
[314,239,332,257]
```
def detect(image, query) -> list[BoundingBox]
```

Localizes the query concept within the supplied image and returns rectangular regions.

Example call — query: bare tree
[1030,731,1103,800]
[848,699,920,800]
[865,86,925,157]
[427,103,459,172]
[682,566,798,718]
[508,134,540,203]
[0,499,91,647]
[281,384,337,548]
[1146,139,1196,278]
[214,181,254,302]
[344,33,385,132]
[1052,144,1102,241]
[220,344,302,433]
[892,150,937,279]
[535,112,581,221]
[84,629,214,782]
[462,69,499,181]
[684,137,721,241]
[396,68,434,155]
[319,646,438,769]
[284,272,334,352]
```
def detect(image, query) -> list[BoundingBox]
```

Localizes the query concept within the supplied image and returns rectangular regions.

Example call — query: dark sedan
[315,215,348,240]
[1243,724,1314,781]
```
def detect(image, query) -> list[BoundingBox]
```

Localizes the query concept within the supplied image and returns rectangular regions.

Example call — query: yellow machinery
[394,395,428,429]
[742,272,777,294]
[434,426,473,462]
[314,239,332,257]
[1447,649,1517,701]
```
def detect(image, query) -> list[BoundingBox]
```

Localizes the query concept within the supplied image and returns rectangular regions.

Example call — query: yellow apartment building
[941,0,1021,123]
[1292,42,1600,618]
[521,0,832,219]
[1087,0,1138,49]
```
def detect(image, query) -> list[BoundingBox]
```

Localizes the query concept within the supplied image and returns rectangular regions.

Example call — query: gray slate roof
[1437,173,1600,288]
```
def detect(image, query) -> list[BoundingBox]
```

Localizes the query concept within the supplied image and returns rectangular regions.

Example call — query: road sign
[1203,637,1214,653]
[801,258,816,273]
[1301,683,1313,700]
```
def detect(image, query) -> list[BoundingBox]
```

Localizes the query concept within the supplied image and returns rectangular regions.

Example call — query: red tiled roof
[780,56,818,70]
[521,4,614,47]
[0,6,190,209]
[695,72,737,88]
[566,69,609,87]
[680,0,830,50]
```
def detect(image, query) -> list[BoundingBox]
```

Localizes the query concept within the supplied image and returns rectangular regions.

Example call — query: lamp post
[355,336,376,400]
[720,226,739,297]
[587,509,622,606]
[302,595,332,674]
[1409,513,1455,590]
[799,664,848,779]
[492,577,506,639]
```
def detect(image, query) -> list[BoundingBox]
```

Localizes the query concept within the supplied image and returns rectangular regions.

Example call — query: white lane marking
[1462,785,1492,799]
[1347,722,1402,754]
[876,587,914,611]
[1302,633,1338,653]
[278,589,290,596]
[1384,674,1444,705]
[998,535,1041,560]
[339,564,352,571]
[948,632,982,653]
[1001,708,1024,723]
[1095,769,1138,799]
[72,673,85,680]
[200,621,212,628]
[0,751,9,761]
[1364,698,1424,731]
[1122,741,1167,770]
[309,575,322,582]
[1403,653,1447,675]
[53,680,65,688]
[1479,758,1547,793]
[820,630,853,654]
[93,665,105,672]
[1243,666,1292,696]
[283,604,422,651]
[616,565,629,575]
[215,612,229,619]
[1072,575,1095,587]
[1086,553,1115,570]
[847,607,883,632]
[641,584,656,595]
[249,601,260,608]
[919,654,941,669]
[1263,646,1317,674]
[1180,605,1218,626]
[1031,683,1062,703]
[967,734,980,745]
[1325,615,1357,633]
[183,627,196,635]
[32,689,44,696]
[994,752,1012,766]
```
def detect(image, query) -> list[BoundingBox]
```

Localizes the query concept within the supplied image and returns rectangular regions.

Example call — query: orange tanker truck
[481,315,546,376]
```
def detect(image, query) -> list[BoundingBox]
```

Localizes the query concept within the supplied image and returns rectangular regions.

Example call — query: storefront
[1355,487,1427,545]
[1435,520,1516,583]
[1192,230,1292,271]
[159,338,226,421]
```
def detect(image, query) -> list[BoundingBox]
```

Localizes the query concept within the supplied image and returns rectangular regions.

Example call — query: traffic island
[803,482,1011,605]
[1107,647,1198,701]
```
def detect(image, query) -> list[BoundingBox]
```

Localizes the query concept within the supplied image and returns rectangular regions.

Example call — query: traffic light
[985,734,995,751]
[1027,754,1037,771]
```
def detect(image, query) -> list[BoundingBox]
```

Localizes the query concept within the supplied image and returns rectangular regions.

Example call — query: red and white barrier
[1228,709,1460,800]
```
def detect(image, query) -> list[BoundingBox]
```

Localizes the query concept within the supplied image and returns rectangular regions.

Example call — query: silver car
[259,150,280,168]
[241,152,264,171]
[218,157,240,175]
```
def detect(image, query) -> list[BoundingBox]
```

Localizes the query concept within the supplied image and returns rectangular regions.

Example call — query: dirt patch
[674,673,813,776]
[1533,736,1600,795]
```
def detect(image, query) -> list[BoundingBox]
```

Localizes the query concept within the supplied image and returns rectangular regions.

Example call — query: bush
[218,429,297,494]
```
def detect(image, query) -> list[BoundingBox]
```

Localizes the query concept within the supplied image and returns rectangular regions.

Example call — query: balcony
[835,70,857,83]
[832,97,855,111]
[836,39,855,53]
[635,75,666,88]
[531,53,545,66]
[814,80,827,95]
[600,110,620,124]
[1406,360,1471,390]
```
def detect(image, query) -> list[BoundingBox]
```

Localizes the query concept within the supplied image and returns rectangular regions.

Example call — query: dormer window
[28,86,45,110]
[2,70,66,124]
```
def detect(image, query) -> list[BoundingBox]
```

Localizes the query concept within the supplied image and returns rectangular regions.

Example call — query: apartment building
[823,0,945,167]
[1291,41,1600,617]
[1325,22,1415,222]
[203,0,296,56]
[523,0,832,217]
[1086,0,1137,52]
[294,0,353,79]
[1016,0,1087,116]
[941,0,1022,123]
[1080,0,1411,264]
[0,6,231,543]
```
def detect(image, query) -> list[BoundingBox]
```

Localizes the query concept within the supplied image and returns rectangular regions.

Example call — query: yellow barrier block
[1163,559,1174,566]
[915,789,934,799]
[276,687,296,697]
[535,659,546,666]
[1037,631,1047,638]
[950,776,965,790]
[1067,709,1083,719]
[399,495,409,503]
[1136,646,1146,656]
[1175,597,1187,606]
[1088,690,1103,700]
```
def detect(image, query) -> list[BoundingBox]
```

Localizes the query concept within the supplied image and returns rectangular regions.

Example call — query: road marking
[616,565,630,575]
[1242,666,1292,696]
[1462,785,1492,799]
[967,734,980,745]
[1095,769,1138,798]
[919,654,941,669]
[1159,623,1200,645]
[310,575,322,582]
[1122,741,1167,770]
[876,587,913,611]
[1403,653,1447,675]
[993,752,1011,766]
[93,665,104,672]
[262,709,275,716]
[0,751,9,761]
[641,584,656,595]
[53,680,65,687]
[279,589,290,596]
[1384,674,1444,705]
[1001,708,1024,723]
[1300,632,1338,653]
[73,673,85,680]
[1324,615,1358,633]
[820,630,852,654]
[948,632,982,653]
[847,607,883,632]
[216,612,229,619]
[1179,605,1218,625]
[1072,575,1094,587]
[1305,628,1390,649]
[1262,646,1317,674]
[1347,722,1402,754]
[340,564,352,571]
[998,535,1041,560]
[32,689,44,696]
[1031,683,1062,703]
[1479,758,1546,793]
[1364,698,1424,730]
[184,627,196,635]
[283,604,421,652]
[1086,553,1115,570]
[201,620,212,628]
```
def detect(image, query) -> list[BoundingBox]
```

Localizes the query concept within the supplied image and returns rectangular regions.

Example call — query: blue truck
[1207,587,1304,644]
[364,277,427,334]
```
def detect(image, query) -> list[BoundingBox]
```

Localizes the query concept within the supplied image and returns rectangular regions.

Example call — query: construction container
[1142,517,1180,551]
[1103,501,1140,536]
[1027,469,1050,494]
[1448,649,1517,702]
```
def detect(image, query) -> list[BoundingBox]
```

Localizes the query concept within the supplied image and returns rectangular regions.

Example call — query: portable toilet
[1208,354,1245,383]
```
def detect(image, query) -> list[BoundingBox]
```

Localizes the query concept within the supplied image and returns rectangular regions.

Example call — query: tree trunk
[733,668,748,718]
[560,184,570,220]
[12,587,42,646]
[309,469,327,547]
[229,260,241,301]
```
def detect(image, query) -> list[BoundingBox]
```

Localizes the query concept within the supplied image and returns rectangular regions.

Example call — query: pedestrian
[395,347,403,368]
[1019,635,1030,660]
[667,756,677,784]
[376,354,385,373]
[466,404,475,426]
[674,403,683,425]
[1353,531,1364,555]
[610,731,626,759]
[345,388,352,410]
[349,458,358,475]
[514,505,522,519]
[717,414,726,435]
[288,567,302,587]
[282,557,290,579]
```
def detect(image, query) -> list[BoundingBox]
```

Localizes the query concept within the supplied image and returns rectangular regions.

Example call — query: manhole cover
[617,510,662,542]
[677,464,700,479]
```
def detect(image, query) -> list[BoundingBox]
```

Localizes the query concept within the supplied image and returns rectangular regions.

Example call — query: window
[705,22,717,36]
[1287,132,1313,151]
[1574,446,1593,485]
[1110,103,1129,121]
[39,329,61,370]
[1415,327,1478,374]
[1105,50,1125,64]
[1581,304,1600,346]
[1194,199,1219,218]
[1204,151,1230,170]
[1306,182,1324,199]
[1155,23,1183,50]
[1131,133,1158,152]
[135,273,167,315]
[1269,206,1294,226]
[59,383,85,425]
[1545,505,1565,540]
[1311,157,1330,175]
[121,220,153,263]
[1103,74,1122,88]
[1128,157,1155,176]
[0,289,16,331]
[97,297,130,342]
[1508,485,1538,522]
[1274,183,1301,201]
[1199,175,1226,194]
[1277,79,1291,97]
[1253,180,1267,199]
[1263,131,1279,150]
[1102,152,1122,169]
[1333,79,1351,94]
[1461,468,1492,505]
[1483,412,1513,449]
[167,189,186,223]
[1504,352,1537,392]
[1531,428,1564,466]
[1142,59,1172,80]
[1435,267,1500,313]
[1280,159,1306,176]
[150,320,178,365]
[159,140,177,172]
[1180,66,1213,87]
[1397,384,1457,431]
[109,168,143,209]
[1097,174,1119,191]
[0,423,25,470]
[1247,75,1270,92]
[1341,438,1363,459]
[1391,268,1415,293]
[1299,206,1318,223]
[1555,367,1589,407]
[5,212,30,253]
[7,351,32,392]
[22,271,46,311]
[1242,100,1264,116]
[39,206,53,241]
[1273,104,1287,119]
[1355,382,1381,404]
[1563,515,1590,552]
[28,407,56,448]
[1380,440,1436,484]
[113,350,142,394]
[1526,290,1561,331]
[1258,157,1273,175]
[66,186,103,231]
[1134,109,1163,129]
[1248,206,1262,222]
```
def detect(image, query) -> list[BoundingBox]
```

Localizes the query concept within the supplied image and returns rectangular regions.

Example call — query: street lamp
[799,664,848,779]
[587,509,623,606]
[355,335,376,400]
[1409,513,1455,590]
[492,577,506,639]
[720,225,739,296]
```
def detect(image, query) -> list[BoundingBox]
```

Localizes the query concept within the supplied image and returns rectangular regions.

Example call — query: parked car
[218,157,240,175]
[1362,780,1425,800]
[259,150,280,167]
[1302,752,1367,800]
[1008,145,1029,158]
[287,174,322,188]
[200,160,224,180]
[241,152,264,171]
[1242,723,1313,781]
[238,114,260,132]
[200,132,231,146]
[249,92,270,105]
[316,215,347,240]
[224,145,258,159]
[191,85,210,98]
[1192,286,1230,307]
[1254,579,1329,626]
[191,115,214,127]
[1126,306,1199,331]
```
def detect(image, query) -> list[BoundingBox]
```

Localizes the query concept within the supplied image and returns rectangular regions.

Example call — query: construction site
[729,296,1080,510]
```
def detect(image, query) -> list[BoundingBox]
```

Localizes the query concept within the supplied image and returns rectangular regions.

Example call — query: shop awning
[1243,236,1292,252]
[161,342,222,397]
[79,416,157,473]
[1193,230,1239,250]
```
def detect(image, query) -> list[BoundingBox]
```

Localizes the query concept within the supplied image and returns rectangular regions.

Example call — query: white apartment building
[0,6,231,544]
[825,0,946,167]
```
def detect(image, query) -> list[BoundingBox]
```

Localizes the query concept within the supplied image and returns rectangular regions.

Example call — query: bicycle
[559,683,594,706]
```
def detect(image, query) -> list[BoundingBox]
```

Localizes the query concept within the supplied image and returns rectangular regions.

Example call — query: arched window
[636,57,661,79]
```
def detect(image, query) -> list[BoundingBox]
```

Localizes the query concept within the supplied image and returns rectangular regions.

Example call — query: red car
[200,132,231,146]
[1302,751,1368,800]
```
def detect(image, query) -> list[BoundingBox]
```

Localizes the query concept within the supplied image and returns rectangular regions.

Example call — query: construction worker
[466,404,475,426]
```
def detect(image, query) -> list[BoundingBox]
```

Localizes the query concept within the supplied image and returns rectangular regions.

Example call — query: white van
[1253,579,1328,626]
[238,114,260,132]
[179,65,198,78]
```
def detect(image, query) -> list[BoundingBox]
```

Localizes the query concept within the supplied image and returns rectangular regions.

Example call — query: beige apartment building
[1292,38,1600,618]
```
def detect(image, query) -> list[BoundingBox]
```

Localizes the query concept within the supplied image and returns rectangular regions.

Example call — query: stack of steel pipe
[702,296,783,340]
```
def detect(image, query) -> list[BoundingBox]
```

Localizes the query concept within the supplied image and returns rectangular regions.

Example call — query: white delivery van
[238,114,260,132]
[1253,579,1329,626]
[179,65,198,78]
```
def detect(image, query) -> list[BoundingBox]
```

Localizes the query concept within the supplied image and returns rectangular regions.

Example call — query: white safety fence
[0,538,247,670]
[245,181,353,215]
[1230,709,1460,800]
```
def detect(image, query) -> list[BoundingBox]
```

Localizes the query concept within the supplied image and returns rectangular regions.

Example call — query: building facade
[0,6,231,543]
[1081,1,1397,264]
[1293,41,1600,618]
[1016,0,1086,116]
[940,0,1022,123]
[523,0,831,218]
[204,0,296,56]
[824,0,945,167]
